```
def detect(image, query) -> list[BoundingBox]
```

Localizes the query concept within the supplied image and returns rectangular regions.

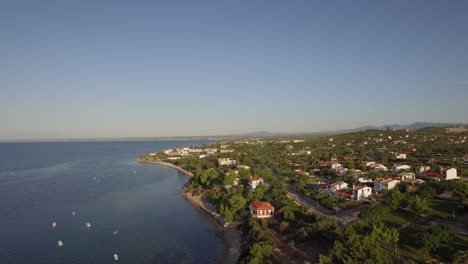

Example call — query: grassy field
[381,198,467,262]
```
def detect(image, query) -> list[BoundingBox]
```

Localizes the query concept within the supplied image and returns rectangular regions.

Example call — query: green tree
[411,195,429,214]
[223,170,237,186]
[279,221,289,232]
[452,250,468,264]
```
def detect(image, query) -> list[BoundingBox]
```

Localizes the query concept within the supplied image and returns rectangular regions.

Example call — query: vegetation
[138,127,468,263]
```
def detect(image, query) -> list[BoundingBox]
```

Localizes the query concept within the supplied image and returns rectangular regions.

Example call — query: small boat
[112,230,119,235]
[72,211,76,216]
[52,222,57,228]
[114,254,119,261]
[86,222,92,229]
[58,240,64,247]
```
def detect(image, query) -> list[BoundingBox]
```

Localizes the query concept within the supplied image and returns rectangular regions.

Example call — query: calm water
[0,140,222,264]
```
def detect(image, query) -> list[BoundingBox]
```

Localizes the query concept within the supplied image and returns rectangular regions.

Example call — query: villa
[392,151,407,160]
[249,201,275,218]
[391,164,411,175]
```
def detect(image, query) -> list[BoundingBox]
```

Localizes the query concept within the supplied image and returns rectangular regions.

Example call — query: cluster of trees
[418,224,454,255]
[319,218,399,264]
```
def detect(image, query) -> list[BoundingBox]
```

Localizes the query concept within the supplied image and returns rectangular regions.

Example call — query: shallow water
[0,140,222,263]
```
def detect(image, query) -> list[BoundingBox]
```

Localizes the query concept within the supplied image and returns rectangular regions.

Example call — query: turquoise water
[0,140,222,263]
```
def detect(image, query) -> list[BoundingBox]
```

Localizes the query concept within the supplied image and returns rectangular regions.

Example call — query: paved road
[285,183,362,227]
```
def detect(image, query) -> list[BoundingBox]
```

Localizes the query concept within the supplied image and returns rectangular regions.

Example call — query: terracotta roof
[250,201,274,210]
[333,190,353,197]
[248,177,264,182]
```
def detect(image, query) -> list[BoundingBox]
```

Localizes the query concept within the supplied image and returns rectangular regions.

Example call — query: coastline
[138,159,242,264]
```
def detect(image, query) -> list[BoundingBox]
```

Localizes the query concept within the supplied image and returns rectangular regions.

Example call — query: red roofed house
[335,168,348,177]
[420,168,459,181]
[354,186,372,201]
[248,177,264,190]
[149,152,157,156]
[330,181,348,192]
[249,201,275,218]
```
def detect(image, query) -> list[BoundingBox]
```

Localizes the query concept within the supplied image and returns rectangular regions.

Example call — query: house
[399,172,425,185]
[218,158,237,167]
[415,165,431,176]
[249,201,275,218]
[248,177,264,190]
[163,149,174,155]
[374,177,400,192]
[176,147,190,155]
[205,148,218,154]
[329,181,348,192]
[357,175,373,183]
[392,151,407,160]
[354,186,373,201]
[220,149,235,153]
[189,148,203,153]
[398,172,416,181]
[464,154,468,166]
[320,161,342,169]
[391,164,411,175]
[293,139,304,143]
[420,168,459,181]
[365,161,377,167]
[167,157,181,160]
[149,152,157,156]
[286,145,294,150]
[333,189,354,199]
[369,164,388,172]
[335,168,348,177]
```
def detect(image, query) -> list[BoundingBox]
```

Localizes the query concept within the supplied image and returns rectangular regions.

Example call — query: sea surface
[0,140,223,264]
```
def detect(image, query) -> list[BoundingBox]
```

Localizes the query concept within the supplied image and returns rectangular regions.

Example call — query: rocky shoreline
[138,159,242,264]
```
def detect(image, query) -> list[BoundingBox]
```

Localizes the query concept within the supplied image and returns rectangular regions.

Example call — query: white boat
[58,240,64,247]
[114,254,119,261]
[72,211,76,216]
[112,230,119,235]
[86,222,92,229]
[52,222,57,228]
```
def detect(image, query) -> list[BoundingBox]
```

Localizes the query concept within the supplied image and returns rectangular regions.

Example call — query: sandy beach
[138,159,242,264]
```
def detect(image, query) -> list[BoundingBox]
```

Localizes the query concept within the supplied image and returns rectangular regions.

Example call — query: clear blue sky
[1,0,468,139]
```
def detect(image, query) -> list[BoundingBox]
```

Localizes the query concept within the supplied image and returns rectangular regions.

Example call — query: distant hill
[239,122,468,138]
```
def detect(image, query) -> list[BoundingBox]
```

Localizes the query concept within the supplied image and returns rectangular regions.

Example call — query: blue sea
[0,140,222,264]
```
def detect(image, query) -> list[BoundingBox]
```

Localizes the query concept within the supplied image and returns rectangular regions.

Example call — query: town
[139,126,468,264]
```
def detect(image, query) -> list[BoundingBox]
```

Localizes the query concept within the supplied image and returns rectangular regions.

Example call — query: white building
[415,165,431,176]
[220,149,234,153]
[218,158,237,167]
[248,177,264,190]
[391,164,411,175]
[369,164,388,172]
[189,148,203,153]
[329,181,348,192]
[392,151,407,159]
[357,175,373,183]
[354,186,373,201]
[464,154,468,165]
[293,139,304,143]
[176,147,190,155]
[420,168,459,181]
[205,148,218,154]
[398,172,416,181]
[163,149,174,155]
[374,177,400,192]
[365,161,377,167]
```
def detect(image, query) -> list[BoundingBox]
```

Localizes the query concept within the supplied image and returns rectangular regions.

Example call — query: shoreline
[138,159,242,264]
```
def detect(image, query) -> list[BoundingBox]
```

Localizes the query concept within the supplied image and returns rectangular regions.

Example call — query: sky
[1,0,468,140]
